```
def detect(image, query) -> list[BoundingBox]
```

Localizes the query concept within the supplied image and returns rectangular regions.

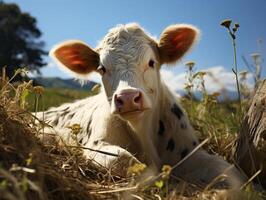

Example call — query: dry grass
[0,70,265,199]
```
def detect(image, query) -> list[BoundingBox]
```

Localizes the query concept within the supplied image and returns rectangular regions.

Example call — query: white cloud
[161,66,254,93]
[87,72,102,83]
[46,61,57,68]
[160,69,186,91]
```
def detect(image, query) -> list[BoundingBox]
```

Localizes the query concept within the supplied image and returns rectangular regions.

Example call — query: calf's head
[50,23,199,121]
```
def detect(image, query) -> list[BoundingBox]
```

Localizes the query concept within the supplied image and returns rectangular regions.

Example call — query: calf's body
[37,23,244,188]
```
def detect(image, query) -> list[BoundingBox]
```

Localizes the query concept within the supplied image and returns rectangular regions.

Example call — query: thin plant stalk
[221,19,242,120]
[231,35,242,113]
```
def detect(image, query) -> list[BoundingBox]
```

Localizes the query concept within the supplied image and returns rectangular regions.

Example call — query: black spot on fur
[67,113,75,120]
[63,110,70,116]
[158,120,165,135]
[180,148,189,159]
[166,138,175,152]
[62,107,70,112]
[86,123,90,133]
[171,103,183,119]
[86,119,92,138]
[93,140,99,145]
[51,118,59,126]
[180,122,187,129]
[45,110,56,114]
[78,138,83,144]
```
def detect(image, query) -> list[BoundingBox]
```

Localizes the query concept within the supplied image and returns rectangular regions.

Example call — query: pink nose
[114,90,143,113]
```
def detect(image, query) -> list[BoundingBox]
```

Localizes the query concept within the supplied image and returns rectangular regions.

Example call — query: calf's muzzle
[113,89,143,115]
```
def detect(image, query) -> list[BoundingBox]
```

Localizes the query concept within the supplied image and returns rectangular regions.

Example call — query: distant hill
[32,77,239,100]
[33,77,98,90]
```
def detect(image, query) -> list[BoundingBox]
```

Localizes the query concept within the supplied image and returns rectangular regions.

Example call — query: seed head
[220,19,232,29]
[211,92,221,98]
[162,165,172,179]
[67,123,82,135]
[234,23,240,28]
[198,71,207,78]
[250,53,260,61]
[240,70,248,80]
[33,86,44,95]
[233,23,240,33]
[185,61,195,70]
[184,84,193,90]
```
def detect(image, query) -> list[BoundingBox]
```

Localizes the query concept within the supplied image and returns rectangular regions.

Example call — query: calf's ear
[158,24,199,64]
[50,40,99,76]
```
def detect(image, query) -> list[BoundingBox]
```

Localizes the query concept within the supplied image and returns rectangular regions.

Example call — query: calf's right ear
[50,40,99,76]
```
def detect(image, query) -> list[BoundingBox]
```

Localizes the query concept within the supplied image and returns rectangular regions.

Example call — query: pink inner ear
[172,28,196,51]
[54,45,95,74]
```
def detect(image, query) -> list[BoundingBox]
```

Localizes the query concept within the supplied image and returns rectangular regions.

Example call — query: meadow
[0,65,265,200]
[0,19,265,200]
[27,88,92,111]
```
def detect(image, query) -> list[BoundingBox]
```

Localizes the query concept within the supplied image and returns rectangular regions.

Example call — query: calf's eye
[148,59,155,68]
[97,65,106,75]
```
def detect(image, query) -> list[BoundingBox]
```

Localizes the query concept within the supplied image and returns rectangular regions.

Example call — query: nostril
[133,92,142,104]
[115,95,124,107]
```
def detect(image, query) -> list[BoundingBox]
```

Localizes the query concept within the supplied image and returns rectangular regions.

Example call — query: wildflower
[184,83,193,90]
[211,92,221,98]
[234,23,240,28]
[26,153,33,166]
[33,86,44,95]
[162,164,172,179]
[155,180,164,188]
[127,163,146,176]
[232,23,240,33]
[250,53,260,61]
[185,61,195,70]
[220,19,232,29]
[240,70,248,80]
[193,71,206,79]
[67,123,82,135]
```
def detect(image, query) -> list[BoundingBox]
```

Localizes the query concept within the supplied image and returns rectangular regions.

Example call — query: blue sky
[5,0,266,91]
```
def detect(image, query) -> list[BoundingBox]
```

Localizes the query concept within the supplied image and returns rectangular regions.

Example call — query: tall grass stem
[231,36,242,114]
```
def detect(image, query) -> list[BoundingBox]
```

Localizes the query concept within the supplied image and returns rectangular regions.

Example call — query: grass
[26,87,92,111]
[0,72,265,199]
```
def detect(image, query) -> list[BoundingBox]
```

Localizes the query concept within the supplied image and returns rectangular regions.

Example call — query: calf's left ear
[158,24,200,64]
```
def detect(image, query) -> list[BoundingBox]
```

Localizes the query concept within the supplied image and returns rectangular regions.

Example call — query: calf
[37,23,244,188]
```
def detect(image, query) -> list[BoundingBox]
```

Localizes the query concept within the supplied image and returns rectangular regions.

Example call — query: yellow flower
[33,86,44,95]
[162,165,172,179]
[127,163,146,176]
[185,61,195,70]
[67,123,82,135]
